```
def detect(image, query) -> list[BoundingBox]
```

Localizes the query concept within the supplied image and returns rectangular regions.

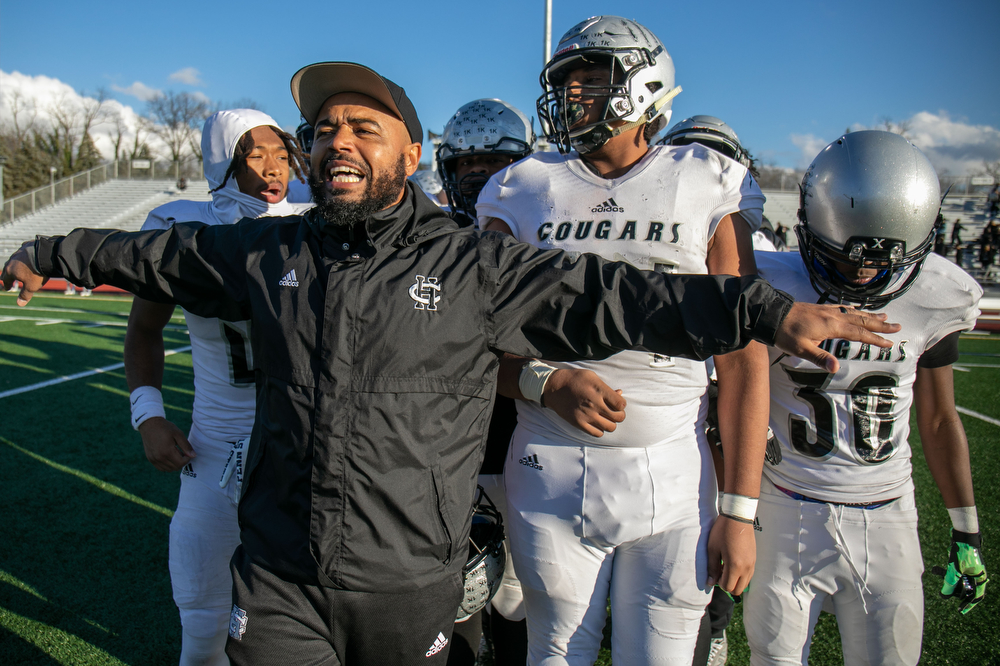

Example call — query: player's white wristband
[948,506,979,534]
[130,386,166,430]
[518,360,558,406]
[720,493,759,524]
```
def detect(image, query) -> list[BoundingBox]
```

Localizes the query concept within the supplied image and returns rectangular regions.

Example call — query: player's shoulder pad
[142,200,213,231]
[921,253,984,304]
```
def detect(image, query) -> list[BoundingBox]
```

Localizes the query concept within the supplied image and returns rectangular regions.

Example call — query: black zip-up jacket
[34,183,791,592]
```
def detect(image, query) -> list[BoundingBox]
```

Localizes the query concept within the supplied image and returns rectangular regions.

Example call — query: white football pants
[505,427,716,666]
[744,476,924,665]
[169,425,242,666]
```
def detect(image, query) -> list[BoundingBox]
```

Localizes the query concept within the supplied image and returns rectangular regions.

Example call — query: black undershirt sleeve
[917,330,962,369]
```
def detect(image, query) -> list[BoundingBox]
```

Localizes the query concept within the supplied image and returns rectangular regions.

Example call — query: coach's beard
[309,154,408,229]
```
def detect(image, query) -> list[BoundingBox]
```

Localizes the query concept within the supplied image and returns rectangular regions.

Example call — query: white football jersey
[142,201,258,443]
[757,251,981,502]
[477,144,764,447]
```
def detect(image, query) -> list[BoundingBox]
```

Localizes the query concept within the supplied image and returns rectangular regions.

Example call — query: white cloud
[902,111,1000,175]
[790,133,830,169]
[190,91,212,104]
[169,67,204,87]
[1,70,197,161]
[792,112,1000,175]
[111,81,162,102]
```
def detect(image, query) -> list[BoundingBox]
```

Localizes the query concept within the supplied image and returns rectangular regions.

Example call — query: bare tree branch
[146,91,210,164]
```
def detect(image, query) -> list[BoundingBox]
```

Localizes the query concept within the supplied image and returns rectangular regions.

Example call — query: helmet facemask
[438,136,533,219]
[796,215,935,310]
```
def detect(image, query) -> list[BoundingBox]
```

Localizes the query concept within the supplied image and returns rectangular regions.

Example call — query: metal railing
[1,158,203,226]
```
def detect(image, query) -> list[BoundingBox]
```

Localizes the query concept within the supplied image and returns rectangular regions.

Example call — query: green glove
[932,529,988,614]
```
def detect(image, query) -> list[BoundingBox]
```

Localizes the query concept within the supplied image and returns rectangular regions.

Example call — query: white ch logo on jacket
[408,275,442,311]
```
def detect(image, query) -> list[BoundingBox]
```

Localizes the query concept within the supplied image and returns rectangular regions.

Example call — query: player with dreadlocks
[124,109,312,666]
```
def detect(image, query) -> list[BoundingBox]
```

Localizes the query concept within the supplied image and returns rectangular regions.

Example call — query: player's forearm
[918,413,976,509]
[715,342,770,498]
[915,365,976,509]
[124,326,167,391]
[124,299,176,392]
[496,354,530,400]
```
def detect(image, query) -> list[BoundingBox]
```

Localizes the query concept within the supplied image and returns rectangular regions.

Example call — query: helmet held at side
[436,99,535,220]
[537,16,679,154]
[660,115,749,168]
[796,130,940,309]
[457,486,507,621]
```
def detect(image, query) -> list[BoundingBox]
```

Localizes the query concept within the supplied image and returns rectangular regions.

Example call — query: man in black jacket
[3,62,901,666]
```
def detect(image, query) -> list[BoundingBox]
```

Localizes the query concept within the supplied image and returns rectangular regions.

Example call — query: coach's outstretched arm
[5,234,899,372]
[487,238,901,373]
[1,224,250,322]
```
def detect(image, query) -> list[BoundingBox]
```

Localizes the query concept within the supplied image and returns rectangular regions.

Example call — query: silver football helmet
[796,130,940,309]
[660,115,750,168]
[457,486,507,621]
[537,16,680,154]
[436,99,535,220]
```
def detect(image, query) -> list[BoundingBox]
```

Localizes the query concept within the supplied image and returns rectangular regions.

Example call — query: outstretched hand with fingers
[774,303,901,372]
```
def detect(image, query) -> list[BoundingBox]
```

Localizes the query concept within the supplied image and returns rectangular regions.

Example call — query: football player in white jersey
[436,98,536,666]
[477,16,770,665]
[124,109,312,666]
[746,130,988,665]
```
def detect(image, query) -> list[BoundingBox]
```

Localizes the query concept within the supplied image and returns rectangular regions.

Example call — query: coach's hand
[138,417,197,472]
[543,368,626,437]
[933,529,988,614]
[1,241,47,306]
[775,303,901,373]
[707,514,755,596]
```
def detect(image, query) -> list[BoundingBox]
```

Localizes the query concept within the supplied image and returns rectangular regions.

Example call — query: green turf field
[1,290,998,665]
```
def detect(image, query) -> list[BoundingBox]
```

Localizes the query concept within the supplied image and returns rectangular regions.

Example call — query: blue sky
[2,0,998,170]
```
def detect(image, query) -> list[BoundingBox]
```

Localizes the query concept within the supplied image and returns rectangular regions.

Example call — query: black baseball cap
[290,62,423,145]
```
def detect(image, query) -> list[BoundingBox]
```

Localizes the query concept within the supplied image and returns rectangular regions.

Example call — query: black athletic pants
[226,546,464,666]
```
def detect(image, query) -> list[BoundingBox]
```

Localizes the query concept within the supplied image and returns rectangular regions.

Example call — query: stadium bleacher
[0,179,212,257]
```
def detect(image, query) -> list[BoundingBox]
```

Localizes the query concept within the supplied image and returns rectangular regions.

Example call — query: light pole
[543,0,552,67]
[50,166,57,205]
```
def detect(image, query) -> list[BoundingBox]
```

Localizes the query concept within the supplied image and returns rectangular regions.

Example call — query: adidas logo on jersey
[753,516,762,532]
[592,197,624,213]
[519,454,543,470]
[278,269,299,287]
[425,631,449,657]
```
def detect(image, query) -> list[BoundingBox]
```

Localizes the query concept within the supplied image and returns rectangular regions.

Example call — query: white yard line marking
[957,406,1000,428]
[1,437,174,518]
[0,314,187,329]
[953,364,1000,369]
[0,346,192,400]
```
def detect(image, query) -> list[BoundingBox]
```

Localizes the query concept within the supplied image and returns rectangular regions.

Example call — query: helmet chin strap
[610,86,683,138]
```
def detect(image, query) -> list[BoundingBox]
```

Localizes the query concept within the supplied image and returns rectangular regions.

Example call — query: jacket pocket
[430,465,455,566]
